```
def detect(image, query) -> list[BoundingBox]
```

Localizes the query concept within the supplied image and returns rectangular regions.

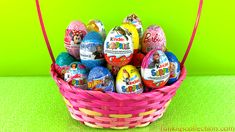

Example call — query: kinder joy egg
[87,20,106,40]
[104,26,133,67]
[123,14,143,39]
[64,21,87,59]
[165,51,181,84]
[141,50,170,89]
[116,65,143,94]
[142,25,166,54]
[131,52,145,71]
[87,66,114,92]
[121,23,139,54]
[55,52,76,77]
[80,31,105,70]
[107,64,120,76]
[64,62,88,89]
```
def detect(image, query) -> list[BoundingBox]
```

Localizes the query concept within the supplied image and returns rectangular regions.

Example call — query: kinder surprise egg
[104,26,133,67]
[131,52,145,70]
[165,51,181,84]
[87,66,114,92]
[55,52,76,77]
[64,21,87,59]
[142,25,166,54]
[141,50,170,89]
[107,64,120,76]
[80,31,105,70]
[121,23,139,54]
[116,65,143,94]
[64,62,88,89]
[87,20,106,40]
[123,14,143,39]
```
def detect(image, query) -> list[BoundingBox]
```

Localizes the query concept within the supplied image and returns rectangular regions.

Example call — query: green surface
[0,0,235,76]
[0,76,234,131]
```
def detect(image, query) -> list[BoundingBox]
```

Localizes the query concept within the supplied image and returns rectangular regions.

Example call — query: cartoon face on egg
[64,62,88,89]
[116,65,143,94]
[64,21,87,59]
[80,31,105,70]
[141,50,170,89]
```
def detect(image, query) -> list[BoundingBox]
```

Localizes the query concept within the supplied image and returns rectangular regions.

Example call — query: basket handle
[36,0,203,66]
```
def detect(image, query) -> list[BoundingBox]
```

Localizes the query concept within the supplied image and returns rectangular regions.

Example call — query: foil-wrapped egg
[165,51,181,84]
[64,21,87,59]
[64,62,88,89]
[107,64,120,76]
[87,20,106,40]
[121,23,139,54]
[104,26,133,67]
[116,65,143,94]
[55,52,76,78]
[142,25,166,54]
[123,14,143,39]
[141,50,170,89]
[87,66,114,92]
[80,31,105,70]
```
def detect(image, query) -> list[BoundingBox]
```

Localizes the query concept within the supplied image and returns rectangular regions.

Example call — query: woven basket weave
[36,0,203,129]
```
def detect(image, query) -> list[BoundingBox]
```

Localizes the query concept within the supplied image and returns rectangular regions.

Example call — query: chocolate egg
[141,50,170,89]
[165,51,181,84]
[87,20,106,40]
[64,62,88,89]
[121,23,139,54]
[130,52,145,71]
[116,65,143,94]
[107,64,120,76]
[55,52,76,78]
[56,52,76,67]
[142,25,166,54]
[104,26,133,67]
[123,14,143,39]
[87,66,114,92]
[64,21,87,59]
[80,31,105,70]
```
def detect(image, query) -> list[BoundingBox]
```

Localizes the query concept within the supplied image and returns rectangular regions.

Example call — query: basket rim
[50,63,186,99]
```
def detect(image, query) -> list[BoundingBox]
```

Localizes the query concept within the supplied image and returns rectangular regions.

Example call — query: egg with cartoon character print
[87,66,115,92]
[141,49,170,89]
[87,19,106,40]
[64,62,88,89]
[165,51,181,84]
[123,14,143,40]
[121,23,139,54]
[142,25,166,54]
[64,21,87,59]
[104,26,133,67]
[116,65,143,94]
[80,31,105,70]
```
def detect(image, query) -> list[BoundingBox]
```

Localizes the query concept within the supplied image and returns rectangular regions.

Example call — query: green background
[0,0,235,76]
[0,0,235,131]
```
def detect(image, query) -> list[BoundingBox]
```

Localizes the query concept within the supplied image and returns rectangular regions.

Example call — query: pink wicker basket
[36,0,203,129]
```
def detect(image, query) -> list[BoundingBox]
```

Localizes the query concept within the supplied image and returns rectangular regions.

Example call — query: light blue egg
[165,51,181,84]
[80,31,105,70]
